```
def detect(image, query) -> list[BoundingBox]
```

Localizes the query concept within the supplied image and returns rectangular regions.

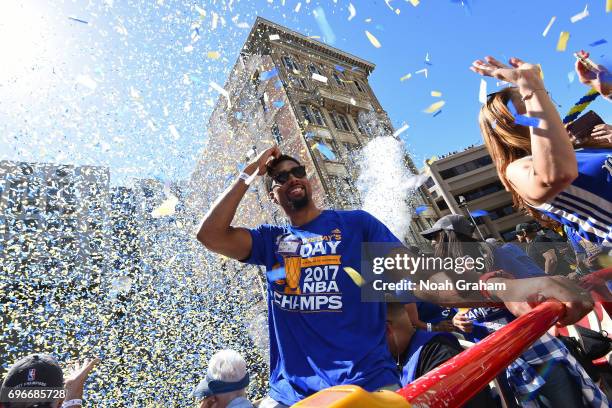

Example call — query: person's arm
[196,146,280,260]
[471,56,578,204]
[542,248,558,274]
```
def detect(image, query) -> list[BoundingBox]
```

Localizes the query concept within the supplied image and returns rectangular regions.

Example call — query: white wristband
[426,323,433,332]
[238,172,249,182]
[62,399,83,408]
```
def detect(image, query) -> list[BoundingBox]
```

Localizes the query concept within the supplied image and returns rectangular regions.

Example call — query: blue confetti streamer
[507,99,540,128]
[68,16,89,24]
[260,67,278,81]
[433,110,443,117]
[334,65,345,72]
[314,142,336,160]
[273,100,285,108]
[313,7,336,45]
[589,39,607,47]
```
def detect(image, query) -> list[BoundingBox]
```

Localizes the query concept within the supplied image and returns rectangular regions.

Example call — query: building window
[282,55,300,72]
[330,112,352,132]
[354,80,366,93]
[308,64,322,76]
[424,177,435,189]
[288,75,308,89]
[453,181,504,202]
[300,104,314,124]
[435,199,448,211]
[332,73,344,87]
[300,104,326,127]
[439,155,493,179]
[272,124,282,144]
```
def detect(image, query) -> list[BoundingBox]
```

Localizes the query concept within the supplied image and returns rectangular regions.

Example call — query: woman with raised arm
[471,56,612,251]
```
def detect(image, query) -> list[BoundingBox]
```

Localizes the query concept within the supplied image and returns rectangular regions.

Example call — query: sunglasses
[272,165,307,185]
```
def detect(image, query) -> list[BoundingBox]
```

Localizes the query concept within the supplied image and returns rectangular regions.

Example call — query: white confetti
[76,75,97,90]
[348,3,356,20]
[478,79,487,104]
[392,123,409,138]
[570,5,589,23]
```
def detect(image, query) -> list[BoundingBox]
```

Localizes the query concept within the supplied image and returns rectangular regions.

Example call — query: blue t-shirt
[532,148,612,247]
[244,209,401,405]
[415,302,456,325]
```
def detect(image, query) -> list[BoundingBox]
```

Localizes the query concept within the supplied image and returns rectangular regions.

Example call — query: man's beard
[288,194,309,210]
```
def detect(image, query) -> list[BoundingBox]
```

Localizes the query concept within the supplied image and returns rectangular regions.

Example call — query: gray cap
[420,215,475,240]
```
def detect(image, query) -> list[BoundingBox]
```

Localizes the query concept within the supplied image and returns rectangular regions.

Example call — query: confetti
[542,16,556,37]
[343,267,365,287]
[392,123,409,138]
[294,2,301,12]
[68,16,89,24]
[423,100,445,113]
[207,51,221,59]
[589,39,607,46]
[507,99,541,128]
[151,195,179,218]
[431,90,442,97]
[425,52,432,66]
[314,142,336,160]
[334,65,345,72]
[608,0,612,13]
[432,110,443,117]
[209,81,231,108]
[365,30,381,48]
[76,75,98,91]
[260,67,279,81]
[570,4,589,23]
[478,79,487,104]
[415,68,428,78]
[183,45,194,53]
[400,73,412,81]
[269,34,280,41]
[568,71,576,83]
[273,100,285,108]
[311,73,328,83]
[408,0,419,6]
[348,3,356,20]
[556,31,570,52]
[313,7,336,45]
[168,124,180,140]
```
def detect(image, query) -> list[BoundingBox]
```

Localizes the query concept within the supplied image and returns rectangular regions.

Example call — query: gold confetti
[423,100,446,113]
[400,73,412,81]
[556,31,570,52]
[365,30,381,48]
[207,51,221,59]
[430,90,442,97]
[343,267,365,287]
[409,0,419,6]
[608,0,612,13]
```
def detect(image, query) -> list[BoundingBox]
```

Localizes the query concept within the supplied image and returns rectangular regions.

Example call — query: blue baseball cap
[192,373,250,399]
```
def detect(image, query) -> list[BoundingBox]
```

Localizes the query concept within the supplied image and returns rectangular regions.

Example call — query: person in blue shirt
[472,55,611,250]
[385,302,497,408]
[196,147,593,407]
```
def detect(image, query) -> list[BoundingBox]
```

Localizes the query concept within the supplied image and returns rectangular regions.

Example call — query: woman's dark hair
[433,230,492,272]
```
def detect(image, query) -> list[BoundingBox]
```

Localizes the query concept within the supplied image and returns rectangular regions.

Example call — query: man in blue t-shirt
[196,147,593,407]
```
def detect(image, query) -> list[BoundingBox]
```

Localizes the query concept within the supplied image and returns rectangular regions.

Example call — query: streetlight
[458,195,485,240]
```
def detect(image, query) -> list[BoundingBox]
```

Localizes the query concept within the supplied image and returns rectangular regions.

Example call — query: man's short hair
[264,154,302,191]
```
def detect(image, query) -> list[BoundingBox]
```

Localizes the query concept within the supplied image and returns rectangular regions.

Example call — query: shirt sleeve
[359,210,402,243]
[241,224,275,266]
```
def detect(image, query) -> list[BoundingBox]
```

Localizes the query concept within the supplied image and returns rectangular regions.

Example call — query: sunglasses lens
[292,166,306,178]
[274,172,289,184]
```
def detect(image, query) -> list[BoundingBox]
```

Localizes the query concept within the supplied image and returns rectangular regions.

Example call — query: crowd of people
[1,55,610,407]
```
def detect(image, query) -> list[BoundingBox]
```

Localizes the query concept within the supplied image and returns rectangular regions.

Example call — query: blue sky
[0,0,609,184]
